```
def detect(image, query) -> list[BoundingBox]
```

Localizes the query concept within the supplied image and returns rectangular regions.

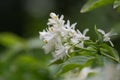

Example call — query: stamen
[44,40,48,44]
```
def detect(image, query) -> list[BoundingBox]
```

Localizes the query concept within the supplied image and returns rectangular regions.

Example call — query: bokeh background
[0,0,120,80]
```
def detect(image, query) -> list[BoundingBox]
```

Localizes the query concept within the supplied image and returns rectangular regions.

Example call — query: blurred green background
[0,0,120,80]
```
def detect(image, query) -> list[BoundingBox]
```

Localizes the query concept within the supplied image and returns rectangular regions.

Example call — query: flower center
[44,40,48,44]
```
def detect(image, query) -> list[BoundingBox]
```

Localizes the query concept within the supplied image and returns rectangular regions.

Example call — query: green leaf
[86,45,97,52]
[81,0,114,13]
[94,26,103,43]
[27,39,44,49]
[49,59,64,66]
[100,44,120,63]
[113,0,120,8]
[57,56,95,75]
[14,55,43,69]
[0,32,25,48]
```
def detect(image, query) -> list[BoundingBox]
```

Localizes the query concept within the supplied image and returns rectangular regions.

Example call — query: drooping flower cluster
[39,12,90,61]
[39,12,117,61]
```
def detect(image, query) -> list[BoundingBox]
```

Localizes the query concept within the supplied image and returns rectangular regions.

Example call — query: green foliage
[49,27,120,75]
[94,26,103,43]
[0,32,25,48]
[114,0,120,8]
[51,45,119,75]
[100,44,120,63]
[81,0,120,13]
[0,33,60,80]
[56,56,95,75]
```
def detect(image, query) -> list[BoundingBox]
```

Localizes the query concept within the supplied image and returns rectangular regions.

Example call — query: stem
[101,52,120,63]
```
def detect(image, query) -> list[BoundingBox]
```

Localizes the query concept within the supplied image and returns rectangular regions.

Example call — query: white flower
[42,38,56,54]
[52,44,66,60]
[62,20,77,40]
[53,39,73,59]
[71,28,90,48]
[47,12,65,28]
[64,20,77,33]
[39,12,89,60]
[47,12,67,38]
[51,41,72,62]
[98,29,117,47]
[39,30,55,53]
[39,12,66,54]
[39,30,53,43]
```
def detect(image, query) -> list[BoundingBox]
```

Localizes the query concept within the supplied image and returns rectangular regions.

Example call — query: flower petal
[83,28,89,36]
[109,40,114,47]
[84,37,90,40]
[78,41,84,48]
[77,29,82,36]
[50,12,58,19]
[71,23,77,30]
[98,29,105,35]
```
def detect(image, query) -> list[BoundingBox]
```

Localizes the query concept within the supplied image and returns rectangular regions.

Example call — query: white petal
[71,23,77,30]
[105,32,111,37]
[66,20,70,27]
[77,29,82,36]
[60,15,64,20]
[71,38,79,44]
[83,28,89,36]
[84,37,90,40]
[103,36,110,42]
[109,40,114,47]
[106,32,117,37]
[78,41,84,48]
[43,39,55,54]
[47,19,56,25]
[98,29,105,35]
[50,12,58,19]
[53,46,66,60]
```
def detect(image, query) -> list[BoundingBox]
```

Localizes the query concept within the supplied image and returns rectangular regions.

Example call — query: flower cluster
[39,12,116,61]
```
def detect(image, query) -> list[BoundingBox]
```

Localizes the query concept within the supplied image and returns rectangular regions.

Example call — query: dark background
[0,0,120,37]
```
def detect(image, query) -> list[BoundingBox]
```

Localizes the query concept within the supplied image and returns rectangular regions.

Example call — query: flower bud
[50,12,58,19]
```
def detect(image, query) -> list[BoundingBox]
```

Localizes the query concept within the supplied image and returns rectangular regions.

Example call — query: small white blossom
[64,20,77,33]
[53,44,67,61]
[47,12,65,28]
[39,29,56,54]
[62,20,77,41]
[52,41,73,61]
[39,30,53,43]
[42,39,56,54]
[71,28,90,48]
[98,29,117,47]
